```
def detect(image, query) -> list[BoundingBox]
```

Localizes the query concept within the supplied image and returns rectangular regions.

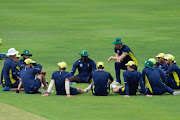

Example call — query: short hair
[98,65,104,69]
[60,67,66,70]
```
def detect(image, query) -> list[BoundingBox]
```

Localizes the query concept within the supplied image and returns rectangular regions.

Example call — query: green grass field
[0,0,180,119]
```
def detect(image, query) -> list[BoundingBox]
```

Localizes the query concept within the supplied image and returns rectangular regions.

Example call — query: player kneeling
[111,61,151,97]
[83,62,114,96]
[42,62,84,97]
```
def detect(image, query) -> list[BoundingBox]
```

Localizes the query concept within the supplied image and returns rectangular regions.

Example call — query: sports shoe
[1,86,11,91]
[173,91,180,95]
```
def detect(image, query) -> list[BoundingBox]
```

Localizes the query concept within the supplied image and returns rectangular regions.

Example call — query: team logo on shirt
[80,63,83,67]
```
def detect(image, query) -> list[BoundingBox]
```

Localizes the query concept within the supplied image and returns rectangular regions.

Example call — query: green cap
[79,50,88,56]
[144,61,155,69]
[112,38,124,44]
[21,50,32,56]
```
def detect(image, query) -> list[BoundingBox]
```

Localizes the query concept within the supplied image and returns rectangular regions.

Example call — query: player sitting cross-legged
[42,62,84,97]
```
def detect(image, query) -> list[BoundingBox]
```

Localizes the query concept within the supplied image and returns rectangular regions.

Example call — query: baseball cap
[112,38,124,44]
[144,61,155,69]
[149,58,156,65]
[58,62,67,68]
[156,53,165,58]
[164,54,175,61]
[24,58,35,64]
[79,50,88,56]
[125,61,136,66]
[6,48,19,56]
[97,62,104,68]
[21,50,32,56]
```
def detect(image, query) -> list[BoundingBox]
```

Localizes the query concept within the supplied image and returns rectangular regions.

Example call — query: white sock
[83,85,91,93]
[112,84,116,89]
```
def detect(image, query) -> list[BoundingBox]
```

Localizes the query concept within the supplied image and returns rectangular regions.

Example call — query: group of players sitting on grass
[1,38,180,97]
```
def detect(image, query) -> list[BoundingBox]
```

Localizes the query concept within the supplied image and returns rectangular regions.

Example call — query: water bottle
[70,82,76,85]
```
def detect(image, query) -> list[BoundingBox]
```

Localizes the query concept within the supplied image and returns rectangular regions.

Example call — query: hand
[124,95,130,97]
[117,58,121,62]
[42,93,49,96]
[146,94,152,97]
[108,57,113,62]
[67,94,73,97]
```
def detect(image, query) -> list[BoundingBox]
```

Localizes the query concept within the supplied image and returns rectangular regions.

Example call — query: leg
[113,86,124,93]
[165,86,174,95]
[115,62,121,83]
[77,88,84,94]
[37,74,48,90]
[70,76,80,83]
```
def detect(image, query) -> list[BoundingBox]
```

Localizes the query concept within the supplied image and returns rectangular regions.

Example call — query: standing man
[83,62,114,96]
[42,62,84,97]
[155,53,167,69]
[108,38,138,84]
[142,60,180,95]
[112,61,150,97]
[1,48,20,91]
[16,58,48,94]
[70,50,96,83]
[17,50,42,70]
[164,55,180,89]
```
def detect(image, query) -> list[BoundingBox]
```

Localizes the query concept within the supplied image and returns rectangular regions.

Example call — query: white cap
[6,48,19,56]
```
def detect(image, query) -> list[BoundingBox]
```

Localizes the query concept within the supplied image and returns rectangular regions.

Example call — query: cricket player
[112,61,150,97]
[142,60,180,95]
[155,53,167,69]
[42,62,84,97]
[16,58,48,94]
[108,38,138,84]
[17,50,42,70]
[1,48,20,91]
[70,50,96,83]
[149,58,167,85]
[164,55,180,89]
[83,62,114,96]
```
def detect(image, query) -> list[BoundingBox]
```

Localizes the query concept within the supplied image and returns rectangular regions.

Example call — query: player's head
[6,48,19,58]
[156,53,165,63]
[149,58,156,67]
[164,54,175,66]
[125,61,136,70]
[80,50,88,63]
[24,58,35,68]
[144,61,155,69]
[21,50,32,60]
[58,62,67,70]
[97,62,104,70]
[112,38,124,49]
[14,54,21,63]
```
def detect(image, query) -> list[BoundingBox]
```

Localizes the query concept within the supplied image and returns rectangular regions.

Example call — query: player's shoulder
[52,71,59,74]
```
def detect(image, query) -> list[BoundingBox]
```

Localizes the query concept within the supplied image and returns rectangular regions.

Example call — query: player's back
[92,71,111,96]
[123,71,141,95]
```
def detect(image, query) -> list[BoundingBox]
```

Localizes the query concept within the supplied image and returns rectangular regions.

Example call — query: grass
[0,0,180,119]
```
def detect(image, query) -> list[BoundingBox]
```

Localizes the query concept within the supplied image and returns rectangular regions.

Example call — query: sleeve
[91,60,97,72]
[165,65,178,74]
[11,64,19,80]
[51,72,55,80]
[109,73,114,82]
[158,69,167,85]
[66,73,71,79]
[123,72,129,95]
[122,46,130,55]
[139,73,147,95]
[17,60,25,70]
[114,47,118,53]
[33,68,42,74]
[32,63,42,70]
[70,61,78,76]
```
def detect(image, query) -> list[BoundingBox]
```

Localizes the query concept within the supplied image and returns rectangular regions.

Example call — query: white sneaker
[173,91,180,95]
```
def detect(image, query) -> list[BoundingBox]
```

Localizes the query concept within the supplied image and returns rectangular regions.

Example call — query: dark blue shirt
[165,64,180,86]
[89,70,113,96]
[20,68,41,94]
[70,58,96,77]
[114,45,138,66]
[155,67,167,85]
[142,68,166,94]
[123,71,146,95]
[156,62,167,70]
[51,71,71,95]
[17,59,42,70]
[2,58,19,87]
